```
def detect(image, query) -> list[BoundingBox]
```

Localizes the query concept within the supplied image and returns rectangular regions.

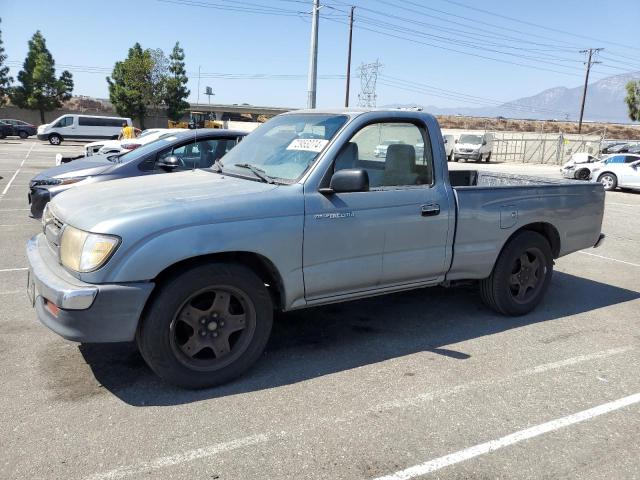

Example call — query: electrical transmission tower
[358,60,382,108]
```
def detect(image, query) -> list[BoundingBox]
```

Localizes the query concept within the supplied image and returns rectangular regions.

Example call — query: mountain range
[385,72,640,124]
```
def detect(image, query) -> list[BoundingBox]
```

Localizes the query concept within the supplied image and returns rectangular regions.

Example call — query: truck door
[303,120,451,300]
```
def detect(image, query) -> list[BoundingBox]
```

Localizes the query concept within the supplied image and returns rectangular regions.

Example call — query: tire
[485,152,491,162]
[597,172,617,191]
[137,262,273,389]
[18,131,29,139]
[453,156,458,162]
[575,168,590,180]
[479,230,553,316]
[48,134,62,145]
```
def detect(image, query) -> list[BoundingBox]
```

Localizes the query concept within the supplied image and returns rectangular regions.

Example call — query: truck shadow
[76,271,639,406]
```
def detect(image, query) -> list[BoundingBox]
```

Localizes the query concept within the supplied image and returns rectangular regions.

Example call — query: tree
[9,31,73,123]
[164,42,190,122]
[107,44,170,128]
[0,18,13,107]
[107,43,154,128]
[625,80,640,122]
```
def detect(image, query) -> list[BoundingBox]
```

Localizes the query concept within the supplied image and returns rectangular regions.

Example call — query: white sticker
[286,138,329,152]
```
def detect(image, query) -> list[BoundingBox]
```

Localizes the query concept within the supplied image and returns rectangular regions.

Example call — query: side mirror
[320,169,369,194]
[443,138,448,144]
[454,139,458,144]
[157,155,181,171]
[482,140,487,145]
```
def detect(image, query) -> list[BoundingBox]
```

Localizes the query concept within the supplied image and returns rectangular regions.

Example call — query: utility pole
[578,48,602,133]
[344,6,355,107]
[306,0,320,109]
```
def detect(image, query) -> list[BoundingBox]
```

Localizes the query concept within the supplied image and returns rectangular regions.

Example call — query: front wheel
[137,263,273,389]
[479,231,553,316]
[598,173,617,191]
[485,152,491,162]
[48,134,62,145]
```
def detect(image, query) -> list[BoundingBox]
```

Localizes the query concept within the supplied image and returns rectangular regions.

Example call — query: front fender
[98,214,305,308]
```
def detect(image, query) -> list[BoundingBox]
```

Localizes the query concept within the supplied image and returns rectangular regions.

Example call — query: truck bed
[445,169,605,281]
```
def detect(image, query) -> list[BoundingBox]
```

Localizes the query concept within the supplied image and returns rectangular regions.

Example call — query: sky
[1,0,639,110]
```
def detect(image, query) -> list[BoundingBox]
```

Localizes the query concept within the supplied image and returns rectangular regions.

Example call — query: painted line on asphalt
[82,346,633,480]
[373,392,640,480]
[362,346,633,415]
[0,142,35,197]
[0,208,30,212]
[0,267,27,273]
[607,202,638,207]
[579,251,640,268]
[0,223,37,227]
[84,433,274,480]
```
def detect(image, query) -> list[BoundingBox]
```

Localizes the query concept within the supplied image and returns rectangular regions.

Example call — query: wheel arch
[506,222,561,259]
[151,251,286,311]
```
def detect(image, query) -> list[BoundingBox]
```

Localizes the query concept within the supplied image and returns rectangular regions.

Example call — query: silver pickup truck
[27,109,605,388]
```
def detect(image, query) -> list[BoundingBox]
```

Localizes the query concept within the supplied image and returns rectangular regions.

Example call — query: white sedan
[84,128,184,156]
[589,154,640,191]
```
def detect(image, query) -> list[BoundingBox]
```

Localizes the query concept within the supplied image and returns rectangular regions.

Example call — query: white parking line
[373,392,640,480]
[84,434,273,480]
[0,208,29,212]
[0,143,35,197]
[579,251,640,268]
[82,346,633,480]
[0,267,27,273]
[607,202,638,207]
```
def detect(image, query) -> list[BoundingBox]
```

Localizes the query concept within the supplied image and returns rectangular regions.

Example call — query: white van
[37,115,132,145]
[452,132,494,162]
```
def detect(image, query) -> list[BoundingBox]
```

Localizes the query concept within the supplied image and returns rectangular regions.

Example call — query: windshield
[221,114,349,182]
[459,134,483,144]
[113,134,184,163]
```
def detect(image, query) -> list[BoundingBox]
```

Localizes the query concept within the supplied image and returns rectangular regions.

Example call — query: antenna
[358,59,382,108]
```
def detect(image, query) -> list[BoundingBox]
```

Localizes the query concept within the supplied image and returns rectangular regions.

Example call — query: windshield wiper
[233,163,276,184]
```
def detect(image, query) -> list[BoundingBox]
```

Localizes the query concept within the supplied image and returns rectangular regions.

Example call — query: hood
[457,143,481,149]
[37,124,50,133]
[32,156,115,181]
[50,170,280,232]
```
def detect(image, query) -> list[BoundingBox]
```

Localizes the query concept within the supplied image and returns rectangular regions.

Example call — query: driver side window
[54,117,73,128]
[334,122,433,188]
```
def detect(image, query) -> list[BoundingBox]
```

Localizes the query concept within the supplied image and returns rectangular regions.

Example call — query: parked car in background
[37,115,132,145]
[374,139,404,157]
[452,132,494,162]
[606,143,632,154]
[443,134,454,161]
[627,144,640,155]
[590,154,640,191]
[25,109,605,388]
[600,141,625,154]
[84,128,185,156]
[28,129,245,217]
[560,152,600,180]
[0,119,38,139]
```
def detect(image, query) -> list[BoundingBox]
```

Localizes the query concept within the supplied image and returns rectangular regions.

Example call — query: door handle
[421,203,440,216]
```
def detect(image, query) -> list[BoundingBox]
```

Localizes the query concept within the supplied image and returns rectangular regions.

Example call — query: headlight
[60,226,120,272]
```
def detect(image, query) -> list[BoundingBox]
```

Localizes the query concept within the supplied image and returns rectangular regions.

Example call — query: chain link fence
[489,131,605,165]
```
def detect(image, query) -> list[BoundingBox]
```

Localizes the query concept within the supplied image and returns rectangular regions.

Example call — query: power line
[438,0,639,51]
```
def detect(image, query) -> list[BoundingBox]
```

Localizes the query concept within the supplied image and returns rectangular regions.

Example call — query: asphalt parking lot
[0,138,639,480]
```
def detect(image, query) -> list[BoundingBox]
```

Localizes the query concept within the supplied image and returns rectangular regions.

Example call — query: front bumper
[26,234,155,343]
[36,133,49,141]
[454,151,482,160]
[560,168,575,179]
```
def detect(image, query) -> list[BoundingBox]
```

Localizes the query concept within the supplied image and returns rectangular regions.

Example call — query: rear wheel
[597,173,617,191]
[137,263,273,389]
[48,134,62,145]
[480,231,553,316]
[19,131,29,139]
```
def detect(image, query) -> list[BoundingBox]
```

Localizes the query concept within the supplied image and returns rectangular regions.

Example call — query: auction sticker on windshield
[286,138,329,152]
